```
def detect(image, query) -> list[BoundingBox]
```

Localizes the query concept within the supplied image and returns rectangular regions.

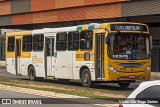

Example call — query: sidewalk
[0,84,118,107]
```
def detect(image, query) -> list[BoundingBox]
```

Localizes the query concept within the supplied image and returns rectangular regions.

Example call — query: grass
[0,77,131,95]
[0,82,121,102]
[0,77,131,102]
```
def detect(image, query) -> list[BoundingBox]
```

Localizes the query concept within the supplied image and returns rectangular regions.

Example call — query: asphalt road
[0,69,28,79]
[0,89,103,107]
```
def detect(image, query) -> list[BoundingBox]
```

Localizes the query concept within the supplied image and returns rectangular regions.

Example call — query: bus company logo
[32,56,43,63]
[2,99,11,104]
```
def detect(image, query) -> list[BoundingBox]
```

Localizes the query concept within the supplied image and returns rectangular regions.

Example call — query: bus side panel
[35,66,45,77]
[89,63,96,81]
[72,52,96,81]
[21,58,32,76]
[72,62,95,81]
[72,51,79,80]
[6,58,16,75]
[31,52,46,78]
[55,51,73,79]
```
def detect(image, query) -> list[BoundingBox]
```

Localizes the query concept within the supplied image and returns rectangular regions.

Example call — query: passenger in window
[118,37,127,53]
[119,37,127,47]
[80,38,86,49]
[123,45,132,54]
[86,38,90,49]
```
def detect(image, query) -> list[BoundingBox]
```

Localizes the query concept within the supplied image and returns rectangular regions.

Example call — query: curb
[0,84,118,107]
[0,66,6,70]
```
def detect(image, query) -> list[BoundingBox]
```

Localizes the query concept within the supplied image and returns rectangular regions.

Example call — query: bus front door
[45,37,55,77]
[95,33,105,79]
[15,39,22,75]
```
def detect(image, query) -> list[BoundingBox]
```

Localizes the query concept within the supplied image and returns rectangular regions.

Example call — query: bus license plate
[129,75,136,79]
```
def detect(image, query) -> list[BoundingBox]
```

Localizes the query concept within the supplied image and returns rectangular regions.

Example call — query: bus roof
[7,22,148,36]
[32,22,148,34]
[33,26,77,34]
[6,31,32,37]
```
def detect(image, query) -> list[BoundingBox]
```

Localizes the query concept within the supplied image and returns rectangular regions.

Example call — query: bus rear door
[45,36,55,77]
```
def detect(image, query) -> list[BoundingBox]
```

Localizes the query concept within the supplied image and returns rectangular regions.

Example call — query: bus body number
[76,54,84,58]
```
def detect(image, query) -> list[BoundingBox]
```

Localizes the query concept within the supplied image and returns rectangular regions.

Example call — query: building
[0,0,160,72]
[0,30,5,61]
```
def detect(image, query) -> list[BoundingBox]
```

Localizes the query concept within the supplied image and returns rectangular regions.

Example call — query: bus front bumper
[106,70,151,81]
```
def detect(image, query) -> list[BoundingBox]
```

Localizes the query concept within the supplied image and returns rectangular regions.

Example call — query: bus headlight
[144,66,151,72]
[107,66,118,73]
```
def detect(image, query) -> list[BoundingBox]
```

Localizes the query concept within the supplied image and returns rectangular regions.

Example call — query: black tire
[118,83,130,88]
[81,69,93,87]
[29,66,36,81]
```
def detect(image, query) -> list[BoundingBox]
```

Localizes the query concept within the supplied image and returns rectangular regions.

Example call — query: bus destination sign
[110,24,148,32]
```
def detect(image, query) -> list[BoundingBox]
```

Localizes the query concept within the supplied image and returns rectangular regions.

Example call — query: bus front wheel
[118,82,130,88]
[81,69,93,87]
[29,66,36,81]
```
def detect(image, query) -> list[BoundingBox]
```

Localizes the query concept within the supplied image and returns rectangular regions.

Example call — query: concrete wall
[122,0,160,17]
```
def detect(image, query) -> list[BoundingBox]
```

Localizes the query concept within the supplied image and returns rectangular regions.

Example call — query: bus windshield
[107,33,150,60]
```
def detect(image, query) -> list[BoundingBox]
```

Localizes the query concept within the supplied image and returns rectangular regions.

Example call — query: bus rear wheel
[29,66,36,81]
[81,69,93,87]
[118,82,130,88]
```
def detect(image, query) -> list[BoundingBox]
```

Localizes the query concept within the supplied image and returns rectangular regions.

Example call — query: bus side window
[8,37,15,52]
[68,32,79,51]
[80,31,93,50]
[33,34,44,51]
[22,35,32,52]
[56,32,67,51]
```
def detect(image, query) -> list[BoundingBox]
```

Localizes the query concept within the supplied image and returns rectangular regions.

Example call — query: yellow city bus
[6,22,151,88]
